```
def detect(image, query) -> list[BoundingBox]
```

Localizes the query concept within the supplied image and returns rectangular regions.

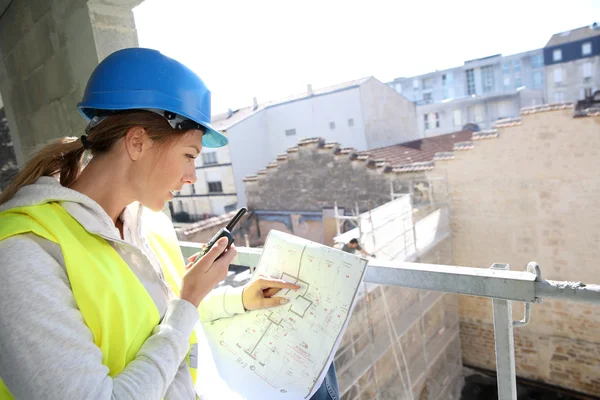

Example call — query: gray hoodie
[0,177,246,399]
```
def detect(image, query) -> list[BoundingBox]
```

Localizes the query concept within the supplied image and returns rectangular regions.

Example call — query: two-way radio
[189,207,247,267]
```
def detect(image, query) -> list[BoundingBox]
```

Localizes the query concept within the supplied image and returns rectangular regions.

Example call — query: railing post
[491,263,518,400]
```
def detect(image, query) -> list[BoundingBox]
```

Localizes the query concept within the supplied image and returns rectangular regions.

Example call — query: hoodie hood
[0,176,144,243]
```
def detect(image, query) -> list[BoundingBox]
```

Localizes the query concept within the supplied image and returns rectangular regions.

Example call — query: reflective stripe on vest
[0,202,198,398]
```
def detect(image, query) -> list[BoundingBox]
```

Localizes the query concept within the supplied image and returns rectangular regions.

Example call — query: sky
[134,0,600,114]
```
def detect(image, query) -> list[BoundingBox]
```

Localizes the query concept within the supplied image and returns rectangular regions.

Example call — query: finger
[216,243,237,265]
[187,252,200,262]
[203,237,230,264]
[261,297,289,308]
[263,287,281,298]
[257,278,301,291]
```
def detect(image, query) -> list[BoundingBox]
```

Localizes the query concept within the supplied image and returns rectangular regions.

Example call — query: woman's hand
[242,276,301,311]
[180,237,236,308]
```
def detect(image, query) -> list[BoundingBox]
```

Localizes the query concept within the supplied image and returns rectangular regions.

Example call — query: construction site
[178,101,600,400]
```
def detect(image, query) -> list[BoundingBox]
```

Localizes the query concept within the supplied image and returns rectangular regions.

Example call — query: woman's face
[135,129,203,211]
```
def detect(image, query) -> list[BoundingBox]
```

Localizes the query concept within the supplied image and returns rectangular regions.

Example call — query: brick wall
[431,106,600,396]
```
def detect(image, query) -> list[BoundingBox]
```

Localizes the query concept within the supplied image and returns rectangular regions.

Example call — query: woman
[0,48,338,400]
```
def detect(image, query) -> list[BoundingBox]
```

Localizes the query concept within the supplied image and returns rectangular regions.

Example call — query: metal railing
[186,243,600,400]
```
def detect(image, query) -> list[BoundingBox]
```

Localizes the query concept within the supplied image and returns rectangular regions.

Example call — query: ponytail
[0,137,85,205]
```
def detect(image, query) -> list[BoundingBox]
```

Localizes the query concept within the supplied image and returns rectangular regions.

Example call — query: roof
[359,130,473,166]
[545,23,600,47]
[210,77,373,131]
[177,210,240,237]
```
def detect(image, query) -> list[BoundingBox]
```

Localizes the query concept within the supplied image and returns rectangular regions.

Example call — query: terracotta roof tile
[360,130,472,166]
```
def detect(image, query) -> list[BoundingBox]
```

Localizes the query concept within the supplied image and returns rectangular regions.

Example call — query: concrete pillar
[0,0,144,165]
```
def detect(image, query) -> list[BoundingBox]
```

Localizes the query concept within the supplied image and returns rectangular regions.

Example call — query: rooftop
[545,22,600,47]
[211,77,373,131]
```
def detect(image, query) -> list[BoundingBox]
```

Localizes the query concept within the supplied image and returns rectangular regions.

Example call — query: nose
[183,164,197,185]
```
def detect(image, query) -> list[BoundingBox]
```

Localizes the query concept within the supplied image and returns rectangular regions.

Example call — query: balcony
[179,241,600,400]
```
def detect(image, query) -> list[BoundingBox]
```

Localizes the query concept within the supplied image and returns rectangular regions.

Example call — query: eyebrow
[188,145,201,154]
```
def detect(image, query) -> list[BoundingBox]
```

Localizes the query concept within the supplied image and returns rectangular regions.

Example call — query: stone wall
[0,0,143,164]
[429,105,600,396]
[244,138,440,215]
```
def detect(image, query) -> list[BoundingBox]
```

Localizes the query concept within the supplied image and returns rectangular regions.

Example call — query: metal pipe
[512,302,532,327]
[491,263,518,400]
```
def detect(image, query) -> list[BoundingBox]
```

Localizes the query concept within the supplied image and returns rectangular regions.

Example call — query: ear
[124,126,149,161]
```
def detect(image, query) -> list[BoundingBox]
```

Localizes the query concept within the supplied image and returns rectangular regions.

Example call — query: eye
[186,154,196,160]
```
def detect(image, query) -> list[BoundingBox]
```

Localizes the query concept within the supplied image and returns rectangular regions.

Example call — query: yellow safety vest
[0,202,198,399]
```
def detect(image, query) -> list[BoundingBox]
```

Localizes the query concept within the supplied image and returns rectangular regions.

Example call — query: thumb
[262,297,289,308]
[203,237,229,263]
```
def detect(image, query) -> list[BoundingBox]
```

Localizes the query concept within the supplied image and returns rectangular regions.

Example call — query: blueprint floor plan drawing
[198,230,368,399]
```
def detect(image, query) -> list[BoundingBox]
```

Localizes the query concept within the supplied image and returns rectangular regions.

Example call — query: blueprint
[197,230,368,399]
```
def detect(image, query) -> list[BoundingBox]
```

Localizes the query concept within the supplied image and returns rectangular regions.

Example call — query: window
[553,49,562,62]
[423,78,433,90]
[582,42,592,56]
[202,152,217,165]
[513,60,521,73]
[502,62,511,74]
[207,181,223,193]
[329,121,336,130]
[513,60,522,88]
[423,114,430,130]
[585,88,593,98]
[481,65,495,93]
[470,105,484,123]
[531,54,544,69]
[423,92,433,104]
[503,75,511,90]
[348,118,354,127]
[453,110,462,128]
[553,67,563,83]
[554,91,565,103]
[583,62,592,79]
[395,83,402,93]
[533,70,544,89]
[413,80,420,89]
[285,128,296,136]
[514,75,522,88]
[442,73,454,99]
[434,112,440,128]
[466,69,476,95]
[580,88,593,99]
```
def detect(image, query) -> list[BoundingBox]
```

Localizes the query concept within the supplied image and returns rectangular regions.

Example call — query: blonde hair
[0,110,189,205]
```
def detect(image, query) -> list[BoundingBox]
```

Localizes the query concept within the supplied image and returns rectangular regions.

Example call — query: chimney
[227,108,233,118]
[307,84,313,96]
[252,97,258,110]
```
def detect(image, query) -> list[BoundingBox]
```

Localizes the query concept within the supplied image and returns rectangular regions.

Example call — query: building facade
[544,23,600,103]
[388,50,546,137]
[216,77,420,207]
[167,144,238,222]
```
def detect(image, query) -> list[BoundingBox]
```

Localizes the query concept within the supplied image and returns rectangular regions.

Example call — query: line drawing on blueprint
[204,230,368,398]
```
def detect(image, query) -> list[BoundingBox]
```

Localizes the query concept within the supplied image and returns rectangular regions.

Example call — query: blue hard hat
[77,48,227,148]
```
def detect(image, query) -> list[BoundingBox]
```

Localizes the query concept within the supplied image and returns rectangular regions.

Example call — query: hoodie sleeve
[198,285,246,322]
[0,235,198,400]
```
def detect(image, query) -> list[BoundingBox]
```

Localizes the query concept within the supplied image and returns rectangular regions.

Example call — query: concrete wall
[227,111,270,207]
[171,144,238,217]
[431,107,600,396]
[359,78,420,148]
[266,87,367,153]
[0,0,143,164]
